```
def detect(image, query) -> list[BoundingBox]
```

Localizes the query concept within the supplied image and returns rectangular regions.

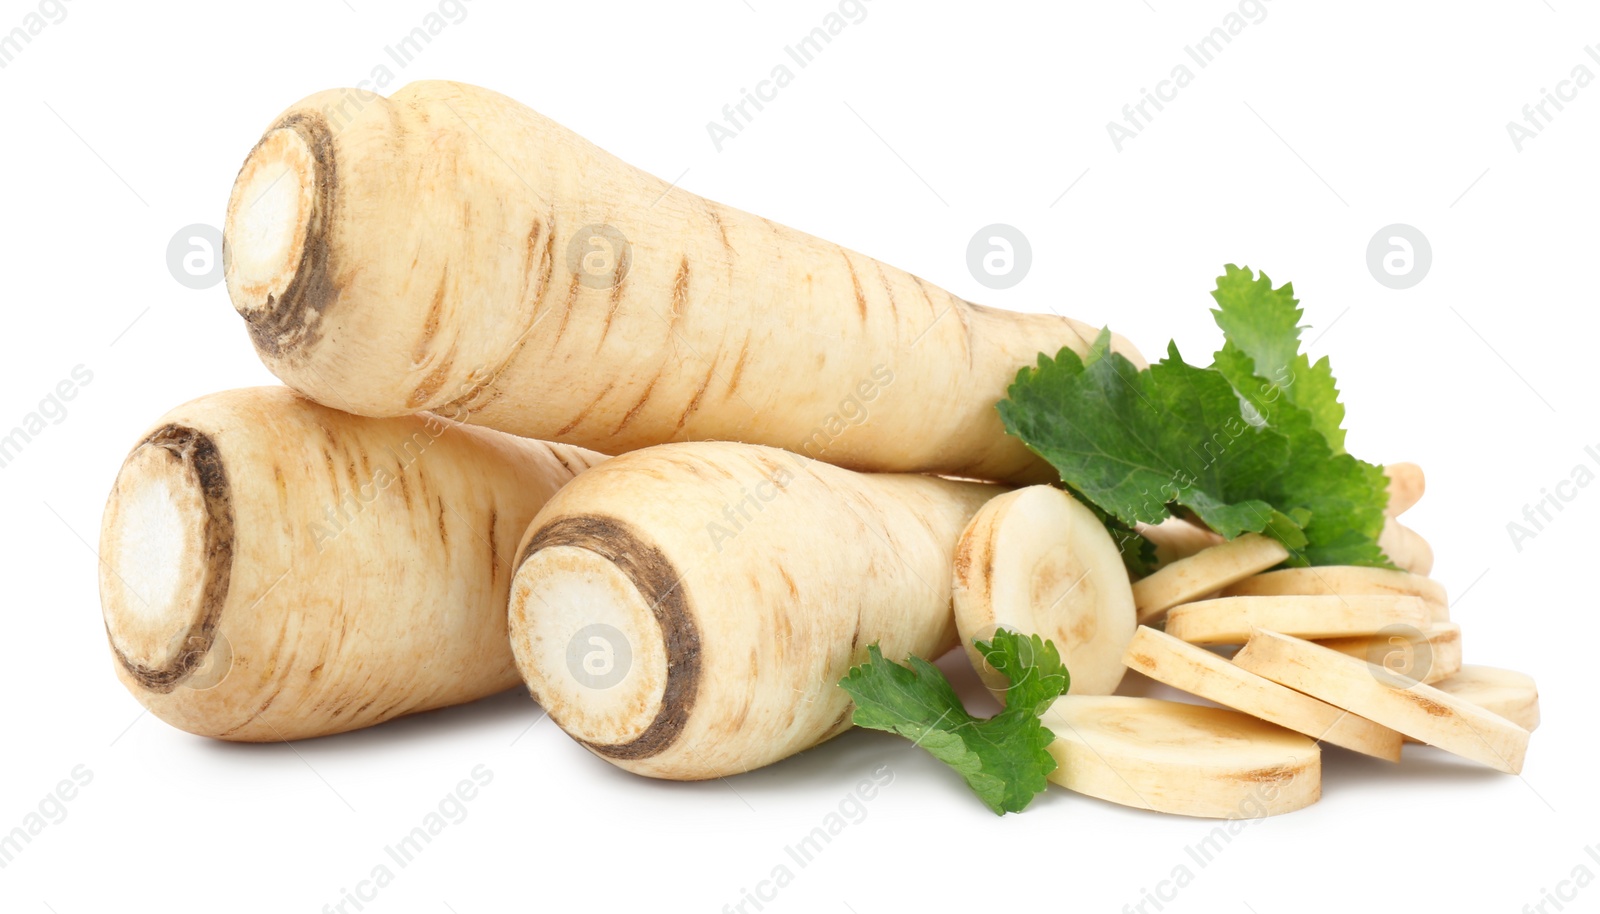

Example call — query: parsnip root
[1384,462,1425,517]
[222,80,1144,484]
[98,387,601,740]
[1378,518,1434,576]
[507,441,1000,779]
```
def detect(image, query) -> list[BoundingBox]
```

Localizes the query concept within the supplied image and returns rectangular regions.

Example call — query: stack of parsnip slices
[1034,464,1538,818]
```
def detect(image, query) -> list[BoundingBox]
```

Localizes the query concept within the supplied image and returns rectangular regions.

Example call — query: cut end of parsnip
[224,121,325,349]
[1044,695,1322,818]
[508,518,681,761]
[99,425,235,693]
[952,486,1136,696]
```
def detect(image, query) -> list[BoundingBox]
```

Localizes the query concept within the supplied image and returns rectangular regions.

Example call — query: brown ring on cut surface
[224,111,338,358]
[517,515,701,760]
[106,425,235,693]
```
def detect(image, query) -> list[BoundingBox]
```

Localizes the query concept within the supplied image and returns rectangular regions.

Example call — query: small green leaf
[838,630,1070,815]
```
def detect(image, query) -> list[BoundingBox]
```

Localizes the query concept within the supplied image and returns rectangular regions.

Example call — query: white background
[1,1,1594,912]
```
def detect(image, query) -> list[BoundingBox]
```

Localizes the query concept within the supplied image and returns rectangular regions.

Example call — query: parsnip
[221,80,1143,485]
[1224,566,1448,622]
[1132,534,1289,623]
[1378,518,1434,576]
[1384,462,1425,517]
[952,486,1136,696]
[1316,622,1461,685]
[506,441,1000,780]
[1137,517,1224,569]
[1234,629,1529,773]
[1122,626,1403,761]
[1164,595,1432,645]
[1043,696,1321,818]
[1418,665,1540,734]
[98,387,601,741]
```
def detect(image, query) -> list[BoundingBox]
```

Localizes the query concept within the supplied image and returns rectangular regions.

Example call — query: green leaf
[1210,345,1391,568]
[998,267,1395,569]
[838,631,1070,815]
[998,331,1306,549]
[1210,264,1347,453]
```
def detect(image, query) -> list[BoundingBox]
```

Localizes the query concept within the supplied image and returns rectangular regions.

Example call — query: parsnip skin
[507,441,1002,780]
[98,387,602,741]
[223,80,1144,484]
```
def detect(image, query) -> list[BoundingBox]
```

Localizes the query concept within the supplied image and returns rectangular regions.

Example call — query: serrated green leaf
[998,330,1306,550]
[1210,264,1348,453]
[838,630,1070,815]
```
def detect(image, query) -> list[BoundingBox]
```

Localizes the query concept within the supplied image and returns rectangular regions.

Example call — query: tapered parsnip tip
[509,519,681,762]
[1384,462,1425,517]
[99,425,233,694]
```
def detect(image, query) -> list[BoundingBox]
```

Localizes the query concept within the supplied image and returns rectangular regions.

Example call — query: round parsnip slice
[1043,695,1321,818]
[1234,630,1530,774]
[1384,462,1425,517]
[1316,622,1461,685]
[1224,566,1449,622]
[1123,626,1403,761]
[1426,666,1540,733]
[1132,534,1289,623]
[1165,595,1432,645]
[953,487,1136,696]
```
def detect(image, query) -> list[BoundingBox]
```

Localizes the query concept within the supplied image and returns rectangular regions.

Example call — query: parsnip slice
[1132,534,1288,623]
[953,486,1137,696]
[1165,595,1431,645]
[1426,665,1540,733]
[1384,462,1425,517]
[1123,627,1402,761]
[1316,622,1461,685]
[1378,518,1434,576]
[1234,629,1529,774]
[1136,517,1223,570]
[1043,695,1321,818]
[1224,566,1449,622]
